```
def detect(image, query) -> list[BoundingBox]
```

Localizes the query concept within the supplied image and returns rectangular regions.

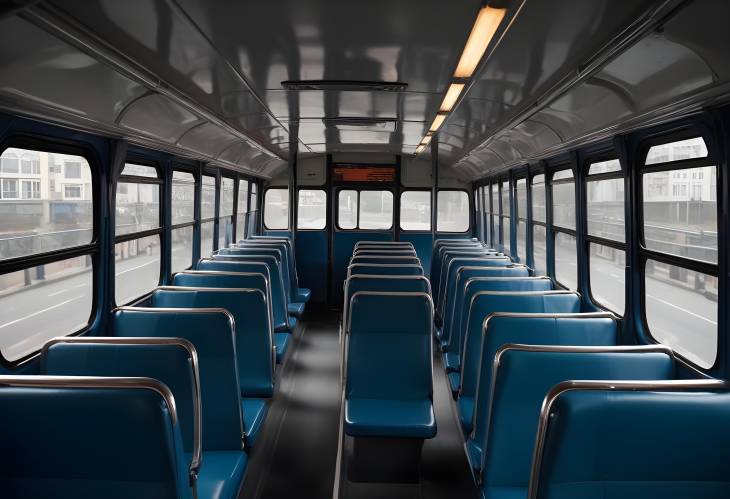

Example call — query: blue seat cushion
[458,395,474,434]
[444,352,460,372]
[296,288,311,302]
[288,316,297,330]
[448,371,460,396]
[345,398,436,438]
[241,398,268,447]
[274,332,290,363]
[193,451,247,499]
[288,302,305,318]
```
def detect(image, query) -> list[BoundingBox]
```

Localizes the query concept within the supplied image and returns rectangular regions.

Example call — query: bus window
[298,189,326,229]
[264,188,289,230]
[500,182,510,254]
[437,190,469,233]
[200,175,216,256]
[531,174,547,275]
[552,168,576,289]
[401,191,431,231]
[171,170,195,274]
[515,179,527,263]
[359,191,393,230]
[218,176,235,249]
[236,179,249,242]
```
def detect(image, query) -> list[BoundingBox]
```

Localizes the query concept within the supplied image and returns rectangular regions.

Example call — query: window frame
[530,171,548,274]
[297,188,328,231]
[0,138,100,368]
[170,167,197,272]
[114,158,163,305]
[515,176,528,263]
[637,129,720,370]
[436,188,471,234]
[399,189,432,232]
[263,187,290,231]
[335,187,395,231]
[550,164,577,289]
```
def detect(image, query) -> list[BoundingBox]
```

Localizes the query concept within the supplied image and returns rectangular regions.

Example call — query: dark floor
[239,310,478,499]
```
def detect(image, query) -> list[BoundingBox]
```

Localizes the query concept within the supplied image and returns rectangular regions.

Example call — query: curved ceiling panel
[119,93,202,142]
[176,122,239,157]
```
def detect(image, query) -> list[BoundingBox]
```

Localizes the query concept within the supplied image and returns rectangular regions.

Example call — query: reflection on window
[645,137,707,165]
[589,243,625,315]
[264,188,289,230]
[532,174,546,222]
[201,175,216,220]
[645,259,717,368]
[172,171,195,225]
[218,216,233,249]
[237,180,249,241]
[220,177,235,217]
[360,191,393,230]
[517,220,527,263]
[588,158,621,175]
[515,179,527,218]
[115,181,160,235]
[500,182,510,217]
[0,256,93,361]
[114,235,161,305]
[587,177,625,242]
[298,190,327,230]
[401,191,431,231]
[200,221,214,257]
[533,225,547,275]
[338,190,358,229]
[437,191,469,232]
[0,148,93,260]
[642,167,717,263]
[171,226,193,274]
[552,181,575,229]
[555,232,577,290]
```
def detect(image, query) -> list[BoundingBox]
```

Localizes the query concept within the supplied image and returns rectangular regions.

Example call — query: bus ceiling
[0,1,727,179]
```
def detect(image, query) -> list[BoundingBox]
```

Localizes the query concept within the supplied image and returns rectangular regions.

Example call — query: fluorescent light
[454,6,506,78]
[416,144,426,154]
[430,113,447,132]
[440,83,465,112]
[421,135,432,146]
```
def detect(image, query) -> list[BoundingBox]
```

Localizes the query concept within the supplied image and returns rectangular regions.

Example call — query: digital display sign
[332,166,395,183]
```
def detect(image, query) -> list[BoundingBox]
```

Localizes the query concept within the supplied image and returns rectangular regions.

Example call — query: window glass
[298,189,327,229]
[491,184,498,214]
[642,166,717,263]
[552,180,575,230]
[171,225,193,274]
[517,220,527,263]
[121,163,158,177]
[555,231,577,290]
[500,182,510,217]
[115,181,160,235]
[503,222,511,256]
[200,221,214,257]
[645,137,708,165]
[437,191,469,232]
[220,177,235,217]
[360,191,393,230]
[0,148,93,260]
[201,175,216,220]
[114,235,161,305]
[250,183,258,211]
[515,179,527,219]
[236,180,249,241]
[552,169,574,181]
[338,190,358,229]
[589,243,625,315]
[171,171,195,225]
[588,158,621,175]
[264,188,289,230]
[401,191,431,231]
[219,216,233,249]
[587,176,625,242]
[533,225,547,275]
[0,256,93,362]
[531,174,546,222]
[645,259,717,368]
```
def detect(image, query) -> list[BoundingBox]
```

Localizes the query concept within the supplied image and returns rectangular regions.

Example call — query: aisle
[239,311,342,499]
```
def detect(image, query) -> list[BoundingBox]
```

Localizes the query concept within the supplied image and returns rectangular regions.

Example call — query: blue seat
[345,292,436,439]
[441,277,552,370]
[350,255,421,266]
[149,288,271,446]
[438,266,530,347]
[353,249,417,257]
[209,255,294,361]
[477,346,675,499]
[169,276,276,397]
[41,338,202,487]
[430,243,488,303]
[454,291,581,430]
[0,375,192,499]
[347,263,424,277]
[531,380,730,499]
[437,255,511,320]
[465,314,620,475]
[343,275,431,327]
[242,237,310,305]
[112,307,247,499]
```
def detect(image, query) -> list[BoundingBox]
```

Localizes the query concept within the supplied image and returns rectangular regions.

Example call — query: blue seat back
[153,287,273,397]
[443,277,552,351]
[41,339,200,466]
[460,292,580,398]
[237,241,297,298]
[346,292,433,401]
[113,307,244,452]
[350,255,421,266]
[343,275,431,326]
[353,249,416,257]
[210,254,289,330]
[0,376,191,499]
[431,245,488,302]
[347,263,424,277]
[438,256,512,316]
[481,346,675,494]
[219,246,290,299]
[532,382,730,499]
[470,314,619,471]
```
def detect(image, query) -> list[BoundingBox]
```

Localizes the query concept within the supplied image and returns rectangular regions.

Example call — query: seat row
[339,241,436,484]
[430,238,730,499]
[0,235,307,499]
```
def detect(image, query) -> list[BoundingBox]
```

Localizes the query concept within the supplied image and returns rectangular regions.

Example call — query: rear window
[437,191,469,232]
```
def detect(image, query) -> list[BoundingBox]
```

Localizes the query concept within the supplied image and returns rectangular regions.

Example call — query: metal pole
[288,119,299,252]
[431,135,439,242]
